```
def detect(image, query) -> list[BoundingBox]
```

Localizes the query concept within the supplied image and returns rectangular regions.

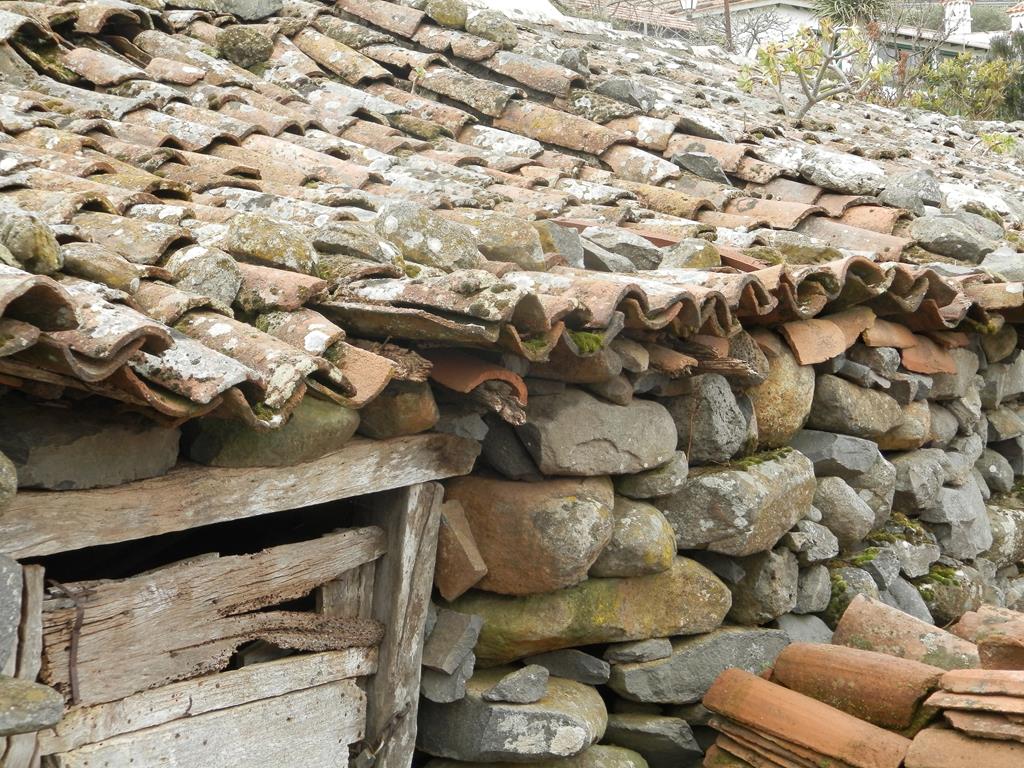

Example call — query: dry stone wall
[418,321,1024,768]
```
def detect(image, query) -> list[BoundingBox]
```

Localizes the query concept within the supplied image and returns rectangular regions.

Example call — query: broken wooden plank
[351,483,443,768]
[1,433,479,559]
[39,649,376,754]
[48,681,364,768]
[41,528,386,706]
[2,565,45,768]
[318,560,377,621]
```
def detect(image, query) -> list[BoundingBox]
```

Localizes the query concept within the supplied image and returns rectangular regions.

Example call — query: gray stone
[930,348,981,401]
[989,406,1024,442]
[847,345,901,378]
[951,209,1005,241]
[982,246,1024,281]
[164,245,242,306]
[794,565,832,614]
[581,238,636,273]
[983,503,1024,568]
[660,239,721,269]
[593,78,656,111]
[481,413,542,481]
[789,429,881,480]
[824,566,880,627]
[422,609,483,675]
[482,665,550,704]
[915,562,985,625]
[975,468,992,501]
[604,639,673,664]
[435,404,489,442]
[910,215,996,263]
[672,152,730,184]
[0,677,63,737]
[782,520,840,565]
[374,202,484,271]
[425,0,468,27]
[534,220,585,268]
[807,375,903,440]
[585,375,634,406]
[556,47,590,75]
[947,388,984,435]
[0,211,61,274]
[222,212,318,274]
[836,359,889,390]
[465,9,519,48]
[526,650,611,685]
[813,476,876,551]
[614,452,688,499]
[603,714,701,768]
[216,24,273,68]
[426,746,650,768]
[422,652,476,704]
[887,576,934,624]
[883,169,943,209]
[891,449,948,511]
[185,398,359,467]
[0,556,20,672]
[846,453,897,527]
[978,448,1014,494]
[590,498,675,579]
[748,334,815,449]
[0,451,14,510]
[860,548,901,590]
[608,627,789,705]
[211,0,281,19]
[928,403,959,446]
[517,389,677,476]
[992,435,1024,475]
[663,375,747,464]
[799,150,885,195]
[581,227,662,271]
[774,613,834,644]
[727,548,799,625]
[924,498,994,561]
[658,449,816,557]
[0,396,180,490]
[418,669,608,762]
[919,480,987,525]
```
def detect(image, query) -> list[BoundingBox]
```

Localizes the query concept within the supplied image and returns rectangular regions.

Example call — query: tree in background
[910,52,1017,118]
[695,8,790,55]
[812,0,890,26]
[989,30,1024,120]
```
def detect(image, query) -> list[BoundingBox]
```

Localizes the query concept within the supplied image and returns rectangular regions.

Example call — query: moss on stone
[849,547,880,567]
[568,330,604,355]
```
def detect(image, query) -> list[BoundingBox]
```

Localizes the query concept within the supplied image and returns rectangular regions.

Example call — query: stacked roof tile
[0,0,1020,431]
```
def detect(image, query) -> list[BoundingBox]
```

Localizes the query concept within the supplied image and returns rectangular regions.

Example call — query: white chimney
[1010,2,1024,33]
[943,0,974,36]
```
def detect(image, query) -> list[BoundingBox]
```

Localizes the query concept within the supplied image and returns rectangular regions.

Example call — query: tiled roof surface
[0,0,1022,430]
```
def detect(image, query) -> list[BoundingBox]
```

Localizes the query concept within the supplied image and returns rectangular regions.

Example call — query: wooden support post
[2,565,45,768]
[351,482,443,768]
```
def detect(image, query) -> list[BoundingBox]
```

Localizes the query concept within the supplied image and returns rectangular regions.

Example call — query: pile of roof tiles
[702,602,1024,768]
[4,0,1024,765]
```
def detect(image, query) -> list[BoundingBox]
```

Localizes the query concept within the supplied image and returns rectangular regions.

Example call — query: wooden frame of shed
[0,433,479,768]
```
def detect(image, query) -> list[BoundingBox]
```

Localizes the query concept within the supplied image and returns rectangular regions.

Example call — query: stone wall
[416,320,1024,767]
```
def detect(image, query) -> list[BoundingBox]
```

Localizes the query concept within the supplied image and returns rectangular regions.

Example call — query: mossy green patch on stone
[569,330,605,355]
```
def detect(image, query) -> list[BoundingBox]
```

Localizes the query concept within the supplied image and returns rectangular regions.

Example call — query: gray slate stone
[608,627,789,705]
[813,476,876,551]
[977,448,1014,494]
[891,449,949,511]
[526,650,611,685]
[727,548,799,625]
[663,374,748,464]
[846,453,896,527]
[930,348,981,401]
[782,520,840,565]
[774,613,834,644]
[603,714,701,768]
[482,665,549,704]
[658,449,816,557]
[422,609,483,674]
[418,669,607,762]
[799,150,885,195]
[614,451,688,499]
[604,638,673,664]
[593,78,655,111]
[517,389,677,476]
[581,227,662,270]
[929,403,959,446]
[0,451,13,509]
[672,151,730,184]
[590,498,675,578]
[0,556,20,672]
[789,429,881,480]
[0,677,63,737]
[982,246,1024,281]
[794,565,832,614]
[919,480,987,525]
[807,375,903,440]
[824,566,880,627]
[887,577,934,624]
[481,413,542,481]
[0,396,180,490]
[861,548,901,590]
[212,0,282,20]
[910,215,996,263]
[422,652,475,704]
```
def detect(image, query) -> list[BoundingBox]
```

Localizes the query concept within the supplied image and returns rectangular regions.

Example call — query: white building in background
[687,0,1002,56]
[1009,1,1024,30]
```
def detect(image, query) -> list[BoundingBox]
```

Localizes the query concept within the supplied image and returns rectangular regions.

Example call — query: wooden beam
[351,483,443,768]
[47,681,365,768]
[1,434,478,559]
[1,565,44,768]
[41,528,386,706]
[39,649,376,755]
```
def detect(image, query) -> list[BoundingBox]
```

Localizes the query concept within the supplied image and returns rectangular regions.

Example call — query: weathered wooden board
[2,565,44,768]
[48,681,365,768]
[351,483,443,768]
[39,649,376,754]
[1,434,479,559]
[42,528,386,706]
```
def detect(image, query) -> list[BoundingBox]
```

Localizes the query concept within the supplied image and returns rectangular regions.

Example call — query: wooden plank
[2,566,44,768]
[351,483,443,768]
[39,648,377,754]
[1,433,479,559]
[48,681,364,768]
[42,528,386,706]
[318,560,377,620]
